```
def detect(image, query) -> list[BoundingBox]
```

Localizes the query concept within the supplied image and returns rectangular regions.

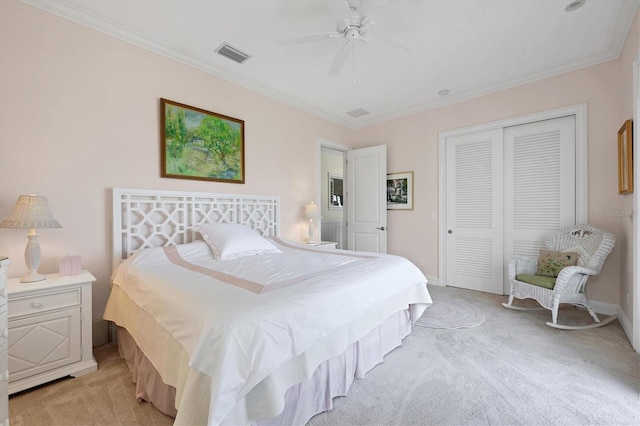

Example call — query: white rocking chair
[502,224,616,330]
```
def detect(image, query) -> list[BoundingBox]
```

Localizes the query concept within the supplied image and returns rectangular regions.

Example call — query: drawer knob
[31,301,42,308]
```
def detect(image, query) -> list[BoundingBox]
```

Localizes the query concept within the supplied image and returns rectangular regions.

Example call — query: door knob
[448,230,453,234]
[376,226,386,231]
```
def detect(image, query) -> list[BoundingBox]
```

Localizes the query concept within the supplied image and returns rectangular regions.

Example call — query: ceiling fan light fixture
[347,108,369,118]
[345,28,360,41]
[565,0,586,12]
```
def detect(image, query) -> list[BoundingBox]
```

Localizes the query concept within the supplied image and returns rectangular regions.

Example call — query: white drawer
[0,338,6,383]
[9,307,81,383]
[0,306,6,341]
[9,288,81,319]
[0,287,6,308]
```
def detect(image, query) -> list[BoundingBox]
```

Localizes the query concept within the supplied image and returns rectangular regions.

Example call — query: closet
[439,105,586,295]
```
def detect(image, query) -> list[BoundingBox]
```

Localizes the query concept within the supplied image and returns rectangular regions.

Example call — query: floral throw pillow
[536,250,579,277]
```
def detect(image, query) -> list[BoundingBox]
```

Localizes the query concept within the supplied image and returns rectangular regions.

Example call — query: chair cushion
[536,250,579,277]
[516,274,556,290]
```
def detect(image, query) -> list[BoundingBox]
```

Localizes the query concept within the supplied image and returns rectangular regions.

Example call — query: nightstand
[7,271,97,394]
[309,241,338,250]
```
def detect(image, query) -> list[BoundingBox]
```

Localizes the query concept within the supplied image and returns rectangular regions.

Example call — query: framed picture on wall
[160,98,245,184]
[618,119,633,194]
[387,171,414,210]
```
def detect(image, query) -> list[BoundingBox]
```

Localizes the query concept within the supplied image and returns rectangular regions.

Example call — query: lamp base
[20,272,46,283]
[308,219,318,245]
[22,230,46,283]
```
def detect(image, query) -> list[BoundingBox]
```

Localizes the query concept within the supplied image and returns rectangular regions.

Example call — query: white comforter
[107,238,431,424]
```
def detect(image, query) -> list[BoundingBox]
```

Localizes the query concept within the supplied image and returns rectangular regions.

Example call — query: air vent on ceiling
[216,43,251,64]
[346,108,370,118]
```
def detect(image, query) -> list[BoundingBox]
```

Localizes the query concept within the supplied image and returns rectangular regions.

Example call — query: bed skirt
[117,308,412,425]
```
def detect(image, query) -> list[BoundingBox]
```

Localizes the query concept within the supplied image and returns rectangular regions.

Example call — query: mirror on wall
[328,173,343,209]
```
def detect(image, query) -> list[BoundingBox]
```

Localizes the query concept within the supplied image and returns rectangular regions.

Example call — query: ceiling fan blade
[327,0,354,19]
[342,0,355,19]
[360,0,393,18]
[329,42,351,75]
[278,32,341,46]
[359,17,374,34]
[377,30,410,53]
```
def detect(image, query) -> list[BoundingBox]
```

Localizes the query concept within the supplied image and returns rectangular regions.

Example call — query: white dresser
[0,258,9,426]
[7,271,97,394]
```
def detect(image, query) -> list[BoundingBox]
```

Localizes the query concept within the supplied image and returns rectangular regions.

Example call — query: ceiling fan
[278,0,405,83]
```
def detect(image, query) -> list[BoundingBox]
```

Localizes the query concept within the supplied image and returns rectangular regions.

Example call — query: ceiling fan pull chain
[352,40,356,85]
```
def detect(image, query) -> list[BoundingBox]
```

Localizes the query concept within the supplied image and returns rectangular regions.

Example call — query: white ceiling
[26,0,639,128]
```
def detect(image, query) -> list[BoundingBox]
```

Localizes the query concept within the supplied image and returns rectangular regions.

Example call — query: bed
[103,187,432,425]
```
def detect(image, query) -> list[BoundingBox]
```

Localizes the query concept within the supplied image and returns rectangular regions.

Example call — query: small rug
[414,298,486,329]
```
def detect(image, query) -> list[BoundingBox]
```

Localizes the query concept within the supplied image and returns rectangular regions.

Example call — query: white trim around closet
[632,50,639,352]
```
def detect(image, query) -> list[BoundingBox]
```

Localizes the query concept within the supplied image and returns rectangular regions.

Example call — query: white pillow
[195,222,281,260]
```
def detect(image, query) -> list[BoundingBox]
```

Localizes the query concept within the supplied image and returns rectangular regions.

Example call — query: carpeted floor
[9,342,174,426]
[9,285,640,425]
[414,297,486,329]
[308,286,640,426]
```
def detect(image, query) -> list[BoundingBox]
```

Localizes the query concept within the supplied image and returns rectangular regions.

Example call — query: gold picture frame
[161,98,245,184]
[618,119,633,194]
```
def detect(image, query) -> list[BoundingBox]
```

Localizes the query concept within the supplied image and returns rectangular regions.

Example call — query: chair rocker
[502,224,616,330]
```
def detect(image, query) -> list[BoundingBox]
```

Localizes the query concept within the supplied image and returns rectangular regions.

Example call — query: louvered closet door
[445,129,504,294]
[503,116,576,292]
[445,116,576,295]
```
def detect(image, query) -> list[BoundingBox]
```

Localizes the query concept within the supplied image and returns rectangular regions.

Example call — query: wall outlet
[419,257,424,266]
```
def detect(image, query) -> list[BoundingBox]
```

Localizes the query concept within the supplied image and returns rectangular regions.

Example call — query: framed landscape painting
[161,98,245,184]
[387,171,414,210]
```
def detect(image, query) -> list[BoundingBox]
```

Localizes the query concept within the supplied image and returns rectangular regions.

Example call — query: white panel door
[445,129,504,294]
[346,145,387,253]
[503,116,576,292]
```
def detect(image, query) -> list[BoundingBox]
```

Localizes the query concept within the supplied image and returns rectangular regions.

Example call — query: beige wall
[0,1,637,326]
[0,1,351,320]
[352,12,639,315]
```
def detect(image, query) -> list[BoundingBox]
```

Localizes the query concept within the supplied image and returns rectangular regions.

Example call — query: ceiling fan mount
[343,27,362,42]
[336,15,373,42]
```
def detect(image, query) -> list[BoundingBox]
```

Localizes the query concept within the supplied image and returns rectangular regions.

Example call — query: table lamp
[304,202,321,244]
[0,194,62,282]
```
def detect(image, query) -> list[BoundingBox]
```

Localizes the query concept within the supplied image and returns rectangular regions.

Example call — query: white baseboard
[591,300,618,316]
[590,301,635,346]
[426,276,442,286]
[617,306,633,344]
[92,319,110,348]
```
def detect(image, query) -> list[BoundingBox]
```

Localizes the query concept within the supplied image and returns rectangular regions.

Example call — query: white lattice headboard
[112,187,280,269]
